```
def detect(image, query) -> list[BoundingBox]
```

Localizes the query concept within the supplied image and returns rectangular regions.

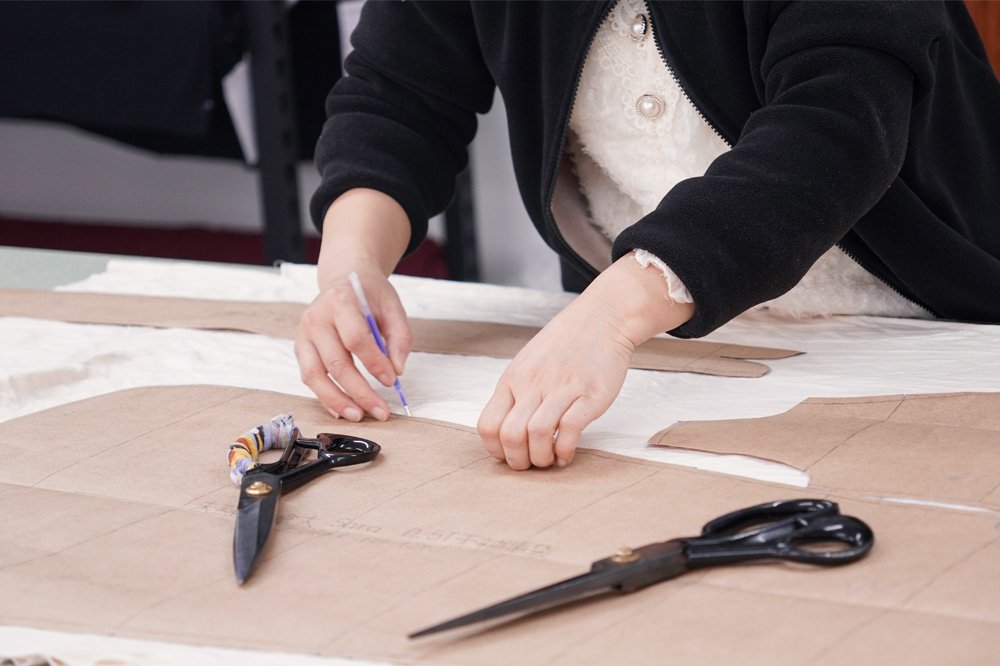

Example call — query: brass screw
[245,481,273,497]
[611,547,639,563]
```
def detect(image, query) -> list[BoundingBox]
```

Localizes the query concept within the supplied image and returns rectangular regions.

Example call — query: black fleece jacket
[311,1,1000,337]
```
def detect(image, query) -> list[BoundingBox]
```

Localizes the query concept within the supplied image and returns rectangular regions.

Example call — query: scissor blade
[409,566,629,639]
[232,473,281,585]
[411,541,690,639]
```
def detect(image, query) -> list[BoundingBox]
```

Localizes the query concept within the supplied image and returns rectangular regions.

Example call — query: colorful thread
[228,412,298,485]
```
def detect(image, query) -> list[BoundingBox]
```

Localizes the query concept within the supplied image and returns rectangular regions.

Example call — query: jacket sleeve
[612,1,946,337]
[309,1,495,255]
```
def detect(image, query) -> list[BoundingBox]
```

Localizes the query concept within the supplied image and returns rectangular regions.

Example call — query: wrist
[317,188,411,288]
[582,255,695,347]
[316,255,384,291]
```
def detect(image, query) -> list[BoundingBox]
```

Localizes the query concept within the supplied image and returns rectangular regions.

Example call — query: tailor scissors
[228,414,381,585]
[410,498,873,638]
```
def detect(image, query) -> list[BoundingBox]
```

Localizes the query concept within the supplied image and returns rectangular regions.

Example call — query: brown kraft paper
[650,392,1000,509]
[0,386,997,665]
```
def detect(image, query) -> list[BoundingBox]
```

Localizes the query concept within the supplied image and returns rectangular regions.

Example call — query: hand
[477,297,632,469]
[477,255,695,469]
[294,188,412,422]
[295,269,411,422]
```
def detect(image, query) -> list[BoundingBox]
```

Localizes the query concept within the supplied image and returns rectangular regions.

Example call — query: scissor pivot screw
[612,547,639,563]
[245,481,273,497]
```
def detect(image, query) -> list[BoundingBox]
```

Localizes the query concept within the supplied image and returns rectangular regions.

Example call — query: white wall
[0,119,290,234]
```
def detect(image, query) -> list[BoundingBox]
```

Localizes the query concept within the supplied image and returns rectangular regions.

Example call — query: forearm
[317,188,412,289]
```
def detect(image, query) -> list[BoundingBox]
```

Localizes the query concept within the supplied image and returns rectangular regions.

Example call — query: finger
[552,397,596,467]
[525,393,576,468]
[327,283,399,388]
[379,293,412,375]
[294,335,360,421]
[306,321,391,422]
[498,393,542,471]
[478,386,514,462]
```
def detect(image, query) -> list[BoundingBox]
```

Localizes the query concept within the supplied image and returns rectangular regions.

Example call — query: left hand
[477,255,695,470]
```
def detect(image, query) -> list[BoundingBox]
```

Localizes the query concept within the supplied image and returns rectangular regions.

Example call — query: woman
[296,1,1000,470]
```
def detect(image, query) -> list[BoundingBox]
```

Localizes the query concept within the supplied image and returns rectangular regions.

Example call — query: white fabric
[569,0,928,320]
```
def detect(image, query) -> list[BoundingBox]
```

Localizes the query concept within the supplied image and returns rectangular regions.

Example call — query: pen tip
[404,406,412,417]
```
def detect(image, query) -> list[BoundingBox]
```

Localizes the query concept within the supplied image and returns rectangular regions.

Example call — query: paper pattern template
[0,289,800,377]
[1,386,998,665]
[649,392,1000,509]
[407,317,800,377]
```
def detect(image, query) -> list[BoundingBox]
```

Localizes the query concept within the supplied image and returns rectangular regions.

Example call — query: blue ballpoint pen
[347,272,412,416]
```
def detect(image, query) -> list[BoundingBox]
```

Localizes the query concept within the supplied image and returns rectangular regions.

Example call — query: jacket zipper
[645,3,731,148]
[542,1,616,281]
[830,240,929,311]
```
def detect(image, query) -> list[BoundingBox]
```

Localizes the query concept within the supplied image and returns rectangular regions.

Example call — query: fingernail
[378,373,393,387]
[372,406,388,421]
[343,406,363,422]
[556,457,568,468]
[327,408,340,419]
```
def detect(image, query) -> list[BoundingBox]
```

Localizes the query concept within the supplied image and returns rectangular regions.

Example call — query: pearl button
[636,94,664,119]
[630,14,648,42]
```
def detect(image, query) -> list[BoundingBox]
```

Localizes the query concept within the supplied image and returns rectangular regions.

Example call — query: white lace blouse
[566,0,929,319]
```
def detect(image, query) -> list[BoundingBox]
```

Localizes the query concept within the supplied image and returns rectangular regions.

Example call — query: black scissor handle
[271,434,381,492]
[700,498,838,535]
[683,498,874,568]
[314,433,382,466]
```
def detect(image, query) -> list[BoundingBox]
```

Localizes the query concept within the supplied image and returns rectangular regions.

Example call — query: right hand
[295,269,412,422]
[294,188,413,422]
